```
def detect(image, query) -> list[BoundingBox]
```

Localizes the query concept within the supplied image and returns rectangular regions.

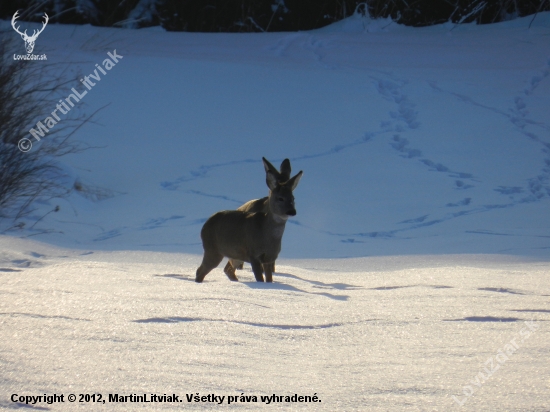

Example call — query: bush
[155,0,550,32]
[365,0,549,27]
[156,0,274,32]
[0,33,92,226]
[156,0,362,32]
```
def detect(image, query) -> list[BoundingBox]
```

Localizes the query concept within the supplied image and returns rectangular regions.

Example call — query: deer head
[12,11,49,54]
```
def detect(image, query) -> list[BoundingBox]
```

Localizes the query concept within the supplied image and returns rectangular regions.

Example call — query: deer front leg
[249,258,264,282]
[263,263,274,283]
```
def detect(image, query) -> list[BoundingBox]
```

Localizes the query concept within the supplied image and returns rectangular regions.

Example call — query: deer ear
[266,170,278,191]
[262,157,279,176]
[279,159,291,182]
[287,171,303,191]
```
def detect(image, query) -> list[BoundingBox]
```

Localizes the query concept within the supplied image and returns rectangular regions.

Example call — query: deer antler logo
[12,10,49,54]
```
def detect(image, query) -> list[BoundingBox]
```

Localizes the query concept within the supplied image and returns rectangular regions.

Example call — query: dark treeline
[1,0,548,32]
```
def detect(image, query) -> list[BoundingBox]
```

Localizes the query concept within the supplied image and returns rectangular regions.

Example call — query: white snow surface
[1,11,550,411]
[1,237,549,411]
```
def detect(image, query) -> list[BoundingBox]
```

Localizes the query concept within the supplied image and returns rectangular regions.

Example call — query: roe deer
[195,158,302,283]
[225,158,291,274]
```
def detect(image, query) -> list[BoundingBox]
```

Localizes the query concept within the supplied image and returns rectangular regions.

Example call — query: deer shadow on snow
[241,276,350,301]
[275,272,363,291]
[154,272,350,301]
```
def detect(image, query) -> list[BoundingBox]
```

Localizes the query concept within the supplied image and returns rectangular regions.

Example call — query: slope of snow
[1,13,549,258]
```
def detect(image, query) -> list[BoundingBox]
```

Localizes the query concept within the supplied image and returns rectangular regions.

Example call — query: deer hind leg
[223,260,239,281]
[195,251,223,283]
[250,258,265,282]
[263,263,274,283]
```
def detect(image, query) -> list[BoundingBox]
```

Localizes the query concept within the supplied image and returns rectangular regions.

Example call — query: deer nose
[286,208,296,216]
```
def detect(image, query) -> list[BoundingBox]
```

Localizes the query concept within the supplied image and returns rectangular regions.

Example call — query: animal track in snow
[398,215,429,224]
[160,133,380,190]
[494,186,524,196]
[158,67,548,245]
[429,61,550,205]
[455,180,474,190]
[93,215,188,241]
[389,134,474,183]
[267,33,304,57]
[374,78,476,188]
[373,78,419,130]
[389,135,422,159]
[139,215,186,230]
[524,58,550,96]
[93,228,124,241]
[446,198,471,207]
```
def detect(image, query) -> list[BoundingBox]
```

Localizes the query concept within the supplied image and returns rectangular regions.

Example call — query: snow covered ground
[1,11,550,411]
[1,238,549,411]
